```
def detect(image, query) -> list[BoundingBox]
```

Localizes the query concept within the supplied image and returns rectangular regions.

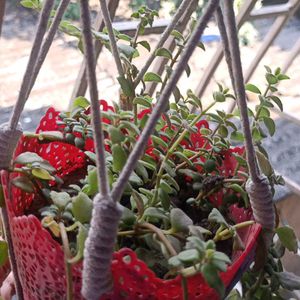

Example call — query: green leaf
[138,40,151,52]
[275,226,298,253]
[277,74,290,81]
[32,168,53,180]
[203,159,216,173]
[86,167,98,195]
[118,44,138,58]
[228,184,248,207]
[171,30,184,40]
[0,241,8,267]
[263,117,276,136]
[208,208,229,227]
[143,207,169,221]
[112,144,127,172]
[20,0,39,9]
[158,188,170,211]
[231,131,244,142]
[14,152,44,165]
[59,20,81,37]
[201,263,225,297]
[155,48,172,60]
[108,126,125,144]
[151,135,168,148]
[225,289,242,300]
[256,150,273,176]
[178,249,200,263]
[68,224,88,264]
[72,192,93,224]
[38,131,64,141]
[143,72,162,83]
[245,83,261,94]
[212,251,231,272]
[50,191,71,209]
[160,179,173,194]
[168,256,182,268]
[277,271,300,290]
[121,206,136,226]
[133,97,152,108]
[270,96,283,111]
[117,76,134,97]
[173,152,192,167]
[119,120,140,135]
[118,33,131,42]
[266,73,278,85]
[170,208,193,233]
[213,91,226,102]
[11,176,34,193]
[72,96,90,109]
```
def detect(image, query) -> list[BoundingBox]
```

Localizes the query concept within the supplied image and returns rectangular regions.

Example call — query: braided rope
[222,0,275,232]
[112,0,220,202]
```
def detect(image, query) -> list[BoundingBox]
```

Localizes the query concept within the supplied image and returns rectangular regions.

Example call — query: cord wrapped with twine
[0,124,22,170]
[82,194,123,299]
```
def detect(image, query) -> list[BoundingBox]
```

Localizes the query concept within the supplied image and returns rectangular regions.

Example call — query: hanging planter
[1,103,261,300]
[1,0,300,299]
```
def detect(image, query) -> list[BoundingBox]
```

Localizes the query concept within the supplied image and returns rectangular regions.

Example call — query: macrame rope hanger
[0,1,71,299]
[0,0,276,299]
[220,0,275,234]
[81,0,220,299]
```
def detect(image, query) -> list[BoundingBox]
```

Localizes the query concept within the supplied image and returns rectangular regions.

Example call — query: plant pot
[0,108,261,300]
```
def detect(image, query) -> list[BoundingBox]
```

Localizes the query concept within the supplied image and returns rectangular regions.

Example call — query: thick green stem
[59,222,73,300]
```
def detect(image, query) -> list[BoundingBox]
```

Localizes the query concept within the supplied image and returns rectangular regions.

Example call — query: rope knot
[82,194,123,300]
[0,123,23,170]
[246,175,275,230]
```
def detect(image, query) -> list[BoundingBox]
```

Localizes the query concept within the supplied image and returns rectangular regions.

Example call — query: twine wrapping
[0,123,22,170]
[246,176,275,230]
[82,194,123,300]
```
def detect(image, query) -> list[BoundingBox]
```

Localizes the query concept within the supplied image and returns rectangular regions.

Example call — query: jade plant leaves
[170,208,193,234]
[72,192,93,224]
[275,226,298,253]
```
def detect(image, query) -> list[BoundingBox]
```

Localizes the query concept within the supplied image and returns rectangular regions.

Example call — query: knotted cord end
[0,123,23,170]
[246,175,275,231]
[82,194,123,300]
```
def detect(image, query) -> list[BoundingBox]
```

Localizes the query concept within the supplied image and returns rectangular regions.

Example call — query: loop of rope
[222,0,275,230]
[246,177,275,230]
[0,124,22,170]
[112,0,220,202]
[82,194,123,300]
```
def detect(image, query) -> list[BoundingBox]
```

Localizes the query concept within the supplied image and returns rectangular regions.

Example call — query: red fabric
[0,106,262,299]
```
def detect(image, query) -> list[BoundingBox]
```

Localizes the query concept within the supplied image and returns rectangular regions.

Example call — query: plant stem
[59,222,73,300]
[139,222,177,257]
[111,0,220,203]
[181,276,189,300]
[152,101,217,205]
[159,47,183,94]
[134,0,193,87]
[214,220,255,242]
